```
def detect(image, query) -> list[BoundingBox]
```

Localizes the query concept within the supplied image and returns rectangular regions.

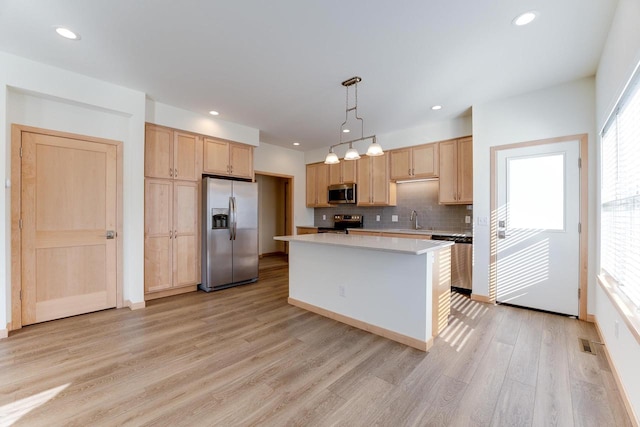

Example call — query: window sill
[597,273,640,346]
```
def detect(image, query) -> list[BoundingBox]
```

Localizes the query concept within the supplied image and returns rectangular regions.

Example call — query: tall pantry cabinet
[144,124,201,300]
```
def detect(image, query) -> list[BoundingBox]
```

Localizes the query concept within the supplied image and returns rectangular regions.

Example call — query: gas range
[317,214,363,234]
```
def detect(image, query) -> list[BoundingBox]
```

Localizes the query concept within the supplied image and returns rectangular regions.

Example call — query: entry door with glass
[495,140,580,316]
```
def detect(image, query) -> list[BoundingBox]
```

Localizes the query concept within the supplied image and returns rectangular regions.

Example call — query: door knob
[106,230,115,239]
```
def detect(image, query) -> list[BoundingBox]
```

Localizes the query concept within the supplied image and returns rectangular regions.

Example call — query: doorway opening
[255,171,293,272]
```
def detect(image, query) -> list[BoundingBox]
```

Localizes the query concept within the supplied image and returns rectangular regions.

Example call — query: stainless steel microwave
[328,183,356,204]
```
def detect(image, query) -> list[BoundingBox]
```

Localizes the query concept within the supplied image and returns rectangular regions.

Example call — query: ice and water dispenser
[211,208,229,229]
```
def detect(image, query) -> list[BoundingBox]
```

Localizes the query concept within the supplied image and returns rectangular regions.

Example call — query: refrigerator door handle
[231,196,238,240]
[228,197,234,240]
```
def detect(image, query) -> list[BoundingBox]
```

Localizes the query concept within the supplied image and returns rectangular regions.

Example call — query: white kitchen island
[274,233,453,351]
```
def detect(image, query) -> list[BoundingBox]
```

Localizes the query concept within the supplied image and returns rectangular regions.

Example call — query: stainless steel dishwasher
[431,234,472,293]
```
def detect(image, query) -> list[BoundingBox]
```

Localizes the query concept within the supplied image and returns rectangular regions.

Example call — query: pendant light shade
[344,144,361,160]
[366,140,384,156]
[324,150,340,164]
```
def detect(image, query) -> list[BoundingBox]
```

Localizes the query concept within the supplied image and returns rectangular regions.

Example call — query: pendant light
[324,76,383,164]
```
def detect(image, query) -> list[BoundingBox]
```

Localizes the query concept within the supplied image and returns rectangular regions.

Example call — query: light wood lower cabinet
[348,230,432,240]
[144,179,199,299]
[296,226,318,235]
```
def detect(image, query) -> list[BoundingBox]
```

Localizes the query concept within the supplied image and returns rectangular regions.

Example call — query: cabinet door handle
[169,230,172,239]
[169,168,173,177]
[174,230,177,239]
[174,168,178,177]
[408,168,411,175]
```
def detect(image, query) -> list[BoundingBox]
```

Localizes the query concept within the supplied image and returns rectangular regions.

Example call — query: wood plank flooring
[0,265,632,426]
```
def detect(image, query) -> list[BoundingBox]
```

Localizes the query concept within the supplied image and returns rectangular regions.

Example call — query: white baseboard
[126,300,146,310]
[592,315,639,427]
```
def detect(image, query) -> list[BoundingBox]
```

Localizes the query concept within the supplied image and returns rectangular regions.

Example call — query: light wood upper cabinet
[306,162,331,207]
[357,154,396,206]
[145,125,172,179]
[389,143,438,181]
[144,179,199,295]
[203,137,254,180]
[328,160,357,185]
[174,131,200,181]
[439,137,472,204]
[145,124,200,181]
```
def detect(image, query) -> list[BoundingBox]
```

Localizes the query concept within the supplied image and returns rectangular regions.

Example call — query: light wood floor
[0,265,632,426]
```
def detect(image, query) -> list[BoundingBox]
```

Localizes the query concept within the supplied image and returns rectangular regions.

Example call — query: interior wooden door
[21,132,117,325]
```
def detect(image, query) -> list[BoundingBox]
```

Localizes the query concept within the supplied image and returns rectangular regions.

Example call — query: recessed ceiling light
[513,11,537,26]
[208,110,219,116]
[292,142,300,146]
[431,105,442,111]
[342,129,350,133]
[55,26,80,40]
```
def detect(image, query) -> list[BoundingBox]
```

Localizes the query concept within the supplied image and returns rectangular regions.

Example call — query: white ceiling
[0,1,617,151]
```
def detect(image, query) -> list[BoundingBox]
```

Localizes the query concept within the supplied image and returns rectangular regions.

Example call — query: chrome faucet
[410,210,422,229]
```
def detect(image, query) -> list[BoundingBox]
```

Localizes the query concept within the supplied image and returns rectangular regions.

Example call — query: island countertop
[274,233,453,255]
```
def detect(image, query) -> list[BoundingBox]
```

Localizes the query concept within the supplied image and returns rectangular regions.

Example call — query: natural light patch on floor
[441,293,488,352]
[0,383,70,426]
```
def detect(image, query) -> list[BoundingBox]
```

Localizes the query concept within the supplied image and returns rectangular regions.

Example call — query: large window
[601,70,640,308]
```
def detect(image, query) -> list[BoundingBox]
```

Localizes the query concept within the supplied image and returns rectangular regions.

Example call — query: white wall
[254,142,313,228]
[594,0,640,420]
[472,77,597,310]
[145,100,259,146]
[304,116,472,164]
[0,52,147,330]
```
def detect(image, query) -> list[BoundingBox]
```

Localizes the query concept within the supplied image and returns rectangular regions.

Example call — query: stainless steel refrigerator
[200,177,258,291]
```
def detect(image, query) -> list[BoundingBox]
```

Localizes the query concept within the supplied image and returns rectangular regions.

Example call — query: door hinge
[19,290,22,300]
[578,288,581,299]
[578,222,581,233]
[578,157,582,168]
[20,146,23,158]
[19,218,23,229]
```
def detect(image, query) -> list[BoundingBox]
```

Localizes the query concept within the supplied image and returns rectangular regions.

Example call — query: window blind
[601,67,640,308]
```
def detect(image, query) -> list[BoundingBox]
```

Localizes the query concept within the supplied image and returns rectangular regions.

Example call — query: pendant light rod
[328,135,377,151]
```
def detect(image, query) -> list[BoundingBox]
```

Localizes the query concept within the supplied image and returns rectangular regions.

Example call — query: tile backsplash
[314,180,472,231]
